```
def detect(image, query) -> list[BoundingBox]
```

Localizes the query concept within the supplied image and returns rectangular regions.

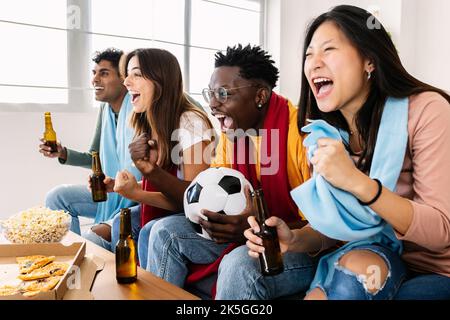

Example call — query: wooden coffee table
[62,231,200,300]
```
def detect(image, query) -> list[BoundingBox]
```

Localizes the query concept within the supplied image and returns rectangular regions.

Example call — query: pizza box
[0,241,86,300]
[63,253,105,300]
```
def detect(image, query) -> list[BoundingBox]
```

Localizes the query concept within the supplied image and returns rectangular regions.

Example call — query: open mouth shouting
[312,77,334,99]
[213,113,234,132]
[129,91,141,104]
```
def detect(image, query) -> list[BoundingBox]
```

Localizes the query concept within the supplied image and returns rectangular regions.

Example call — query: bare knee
[338,250,389,294]
[91,223,112,242]
[304,287,327,300]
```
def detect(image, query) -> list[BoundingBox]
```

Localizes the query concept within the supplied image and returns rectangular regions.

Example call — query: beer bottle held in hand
[43,112,58,153]
[90,151,107,202]
[116,208,137,284]
[253,189,284,276]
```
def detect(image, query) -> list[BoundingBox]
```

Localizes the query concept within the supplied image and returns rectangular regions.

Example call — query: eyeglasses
[202,85,255,104]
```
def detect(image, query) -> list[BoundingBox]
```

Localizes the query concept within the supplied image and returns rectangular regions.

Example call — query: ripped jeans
[83,205,142,252]
[312,244,407,300]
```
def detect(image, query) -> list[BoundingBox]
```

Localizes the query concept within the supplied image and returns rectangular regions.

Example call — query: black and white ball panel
[186,183,202,204]
[218,175,241,195]
[183,167,254,240]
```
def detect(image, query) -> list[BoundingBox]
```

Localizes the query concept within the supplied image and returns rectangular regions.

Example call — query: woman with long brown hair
[92,48,215,266]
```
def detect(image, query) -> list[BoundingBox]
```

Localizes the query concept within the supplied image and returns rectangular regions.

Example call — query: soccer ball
[183,167,254,240]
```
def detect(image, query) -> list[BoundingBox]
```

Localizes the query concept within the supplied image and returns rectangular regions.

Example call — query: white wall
[265,0,281,74]
[267,0,450,103]
[413,0,450,90]
[0,111,97,219]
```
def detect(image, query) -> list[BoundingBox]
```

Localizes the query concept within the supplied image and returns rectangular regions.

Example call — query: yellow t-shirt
[211,101,310,219]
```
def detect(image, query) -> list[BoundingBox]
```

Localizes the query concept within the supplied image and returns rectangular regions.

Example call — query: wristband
[358,178,382,206]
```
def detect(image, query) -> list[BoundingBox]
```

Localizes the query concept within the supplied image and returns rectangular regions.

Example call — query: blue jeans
[395,272,450,300]
[137,217,164,270]
[147,214,318,299]
[315,244,406,300]
[147,214,230,290]
[83,204,141,253]
[216,245,318,300]
[45,184,97,235]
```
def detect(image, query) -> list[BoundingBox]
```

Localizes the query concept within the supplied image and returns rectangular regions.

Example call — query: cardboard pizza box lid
[63,253,105,300]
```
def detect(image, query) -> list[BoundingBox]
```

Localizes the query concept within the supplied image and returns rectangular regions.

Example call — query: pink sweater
[316,92,450,277]
[395,92,450,277]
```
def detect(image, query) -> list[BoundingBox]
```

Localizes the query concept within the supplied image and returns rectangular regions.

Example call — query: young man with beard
[40,48,141,246]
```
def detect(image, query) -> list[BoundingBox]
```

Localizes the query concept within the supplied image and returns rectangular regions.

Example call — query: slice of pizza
[21,290,41,298]
[16,255,55,274]
[21,276,62,297]
[18,262,69,281]
[0,285,20,296]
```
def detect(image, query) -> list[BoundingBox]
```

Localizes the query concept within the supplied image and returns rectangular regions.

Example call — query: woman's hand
[244,216,294,257]
[87,175,115,193]
[310,138,362,192]
[103,176,116,193]
[113,170,140,200]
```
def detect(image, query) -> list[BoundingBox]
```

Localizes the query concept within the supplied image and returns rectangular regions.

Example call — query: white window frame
[0,0,265,113]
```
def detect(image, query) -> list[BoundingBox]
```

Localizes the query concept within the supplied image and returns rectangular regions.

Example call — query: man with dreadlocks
[145,44,319,299]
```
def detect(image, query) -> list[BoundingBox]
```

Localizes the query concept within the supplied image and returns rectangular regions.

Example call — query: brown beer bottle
[90,151,107,202]
[43,112,58,153]
[116,208,137,284]
[253,189,284,276]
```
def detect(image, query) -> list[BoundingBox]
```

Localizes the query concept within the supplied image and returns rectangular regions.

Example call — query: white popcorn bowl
[0,207,71,244]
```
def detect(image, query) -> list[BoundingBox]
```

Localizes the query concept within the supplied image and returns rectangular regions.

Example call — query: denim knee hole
[335,249,391,296]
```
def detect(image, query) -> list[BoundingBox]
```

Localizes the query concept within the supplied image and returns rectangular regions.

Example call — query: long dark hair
[123,48,212,169]
[298,5,450,172]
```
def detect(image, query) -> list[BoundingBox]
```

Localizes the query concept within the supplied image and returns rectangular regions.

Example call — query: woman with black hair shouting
[246,5,450,300]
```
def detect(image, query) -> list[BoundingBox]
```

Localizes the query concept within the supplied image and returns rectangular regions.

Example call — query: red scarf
[140,166,177,227]
[185,92,299,298]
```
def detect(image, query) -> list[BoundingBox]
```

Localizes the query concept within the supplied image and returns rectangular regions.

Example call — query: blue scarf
[96,94,142,223]
[290,97,408,289]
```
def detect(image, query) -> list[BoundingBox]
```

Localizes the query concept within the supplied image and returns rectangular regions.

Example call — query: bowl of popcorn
[0,207,71,244]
